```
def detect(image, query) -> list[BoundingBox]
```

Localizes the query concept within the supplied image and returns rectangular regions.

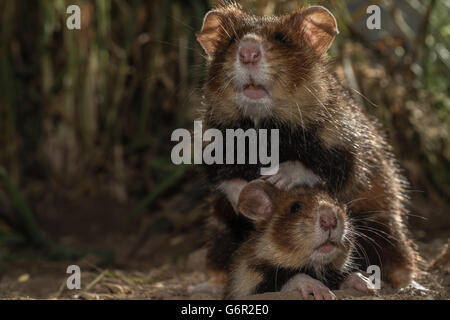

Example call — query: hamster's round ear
[237,180,274,222]
[290,6,339,55]
[196,10,224,57]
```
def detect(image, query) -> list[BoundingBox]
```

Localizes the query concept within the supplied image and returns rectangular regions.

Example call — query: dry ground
[0,191,449,300]
[1,235,449,300]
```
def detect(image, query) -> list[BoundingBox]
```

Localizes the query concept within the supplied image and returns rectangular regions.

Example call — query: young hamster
[224,180,374,299]
[196,3,418,287]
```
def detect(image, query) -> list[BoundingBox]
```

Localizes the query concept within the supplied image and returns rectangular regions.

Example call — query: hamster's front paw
[340,272,376,294]
[281,273,336,300]
[261,161,321,190]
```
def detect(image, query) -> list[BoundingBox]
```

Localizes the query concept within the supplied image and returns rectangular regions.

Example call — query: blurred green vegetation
[0,0,211,183]
[0,0,449,266]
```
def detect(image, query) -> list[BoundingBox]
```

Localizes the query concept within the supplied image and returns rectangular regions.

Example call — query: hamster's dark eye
[289,202,302,214]
[273,32,288,45]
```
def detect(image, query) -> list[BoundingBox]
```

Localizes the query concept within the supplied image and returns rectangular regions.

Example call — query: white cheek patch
[233,62,270,88]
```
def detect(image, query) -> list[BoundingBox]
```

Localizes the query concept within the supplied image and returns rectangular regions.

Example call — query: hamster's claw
[340,272,376,295]
[281,273,336,300]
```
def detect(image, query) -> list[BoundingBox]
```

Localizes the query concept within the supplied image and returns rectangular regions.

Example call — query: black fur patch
[202,118,354,194]
[206,195,255,271]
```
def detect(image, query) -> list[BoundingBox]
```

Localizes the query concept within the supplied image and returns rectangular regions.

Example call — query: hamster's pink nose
[239,43,261,65]
[320,210,337,230]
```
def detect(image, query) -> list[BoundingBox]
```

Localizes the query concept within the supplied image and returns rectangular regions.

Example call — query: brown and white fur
[224,179,374,299]
[197,3,419,288]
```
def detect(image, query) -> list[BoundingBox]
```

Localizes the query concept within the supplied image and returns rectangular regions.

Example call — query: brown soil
[1,235,449,300]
